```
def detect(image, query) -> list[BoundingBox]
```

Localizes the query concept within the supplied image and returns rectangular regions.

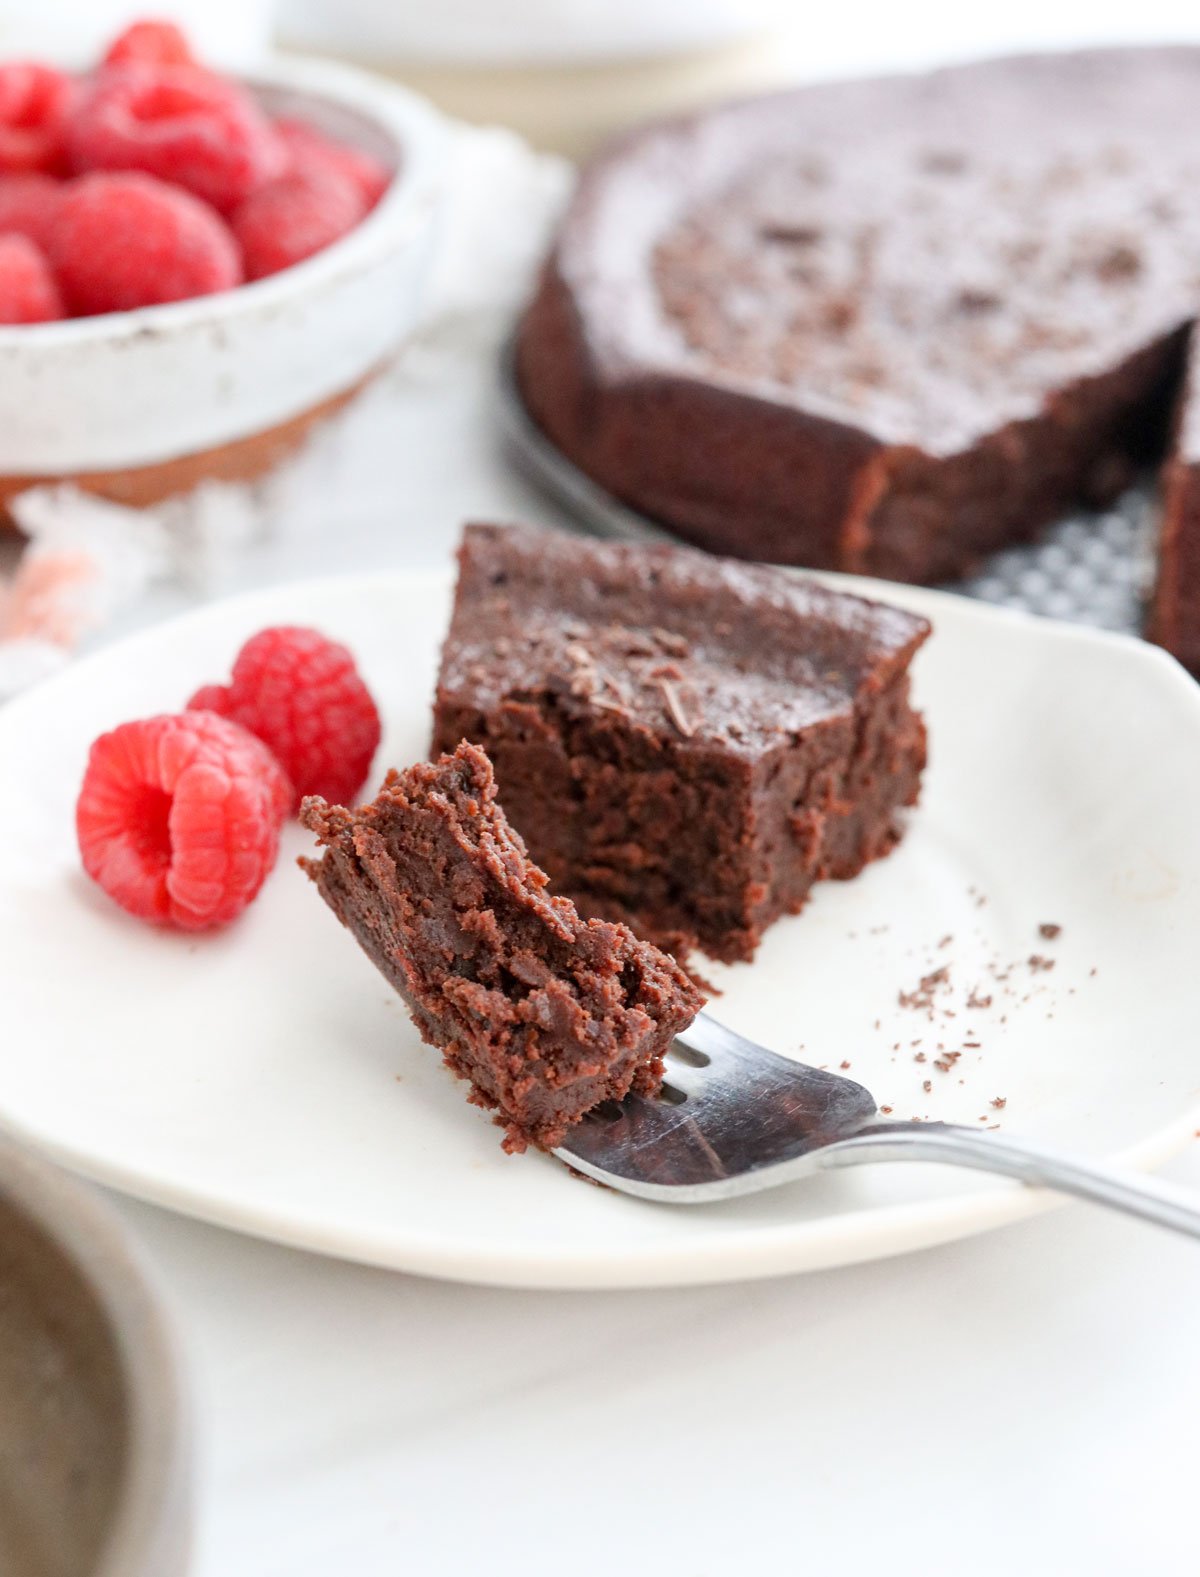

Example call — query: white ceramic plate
[2,568,1200,1289]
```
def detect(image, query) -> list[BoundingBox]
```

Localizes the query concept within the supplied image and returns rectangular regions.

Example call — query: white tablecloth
[47,114,1200,1577]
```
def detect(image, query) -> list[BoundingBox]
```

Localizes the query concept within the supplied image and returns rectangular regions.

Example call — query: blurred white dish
[280,0,790,65]
[1,567,1199,1290]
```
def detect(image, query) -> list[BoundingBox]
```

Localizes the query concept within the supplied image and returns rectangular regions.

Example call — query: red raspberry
[188,683,229,713]
[67,63,284,212]
[0,234,64,323]
[76,710,291,930]
[188,626,381,808]
[0,173,64,248]
[231,167,366,281]
[104,19,197,69]
[49,172,242,315]
[0,63,73,175]
[273,117,390,209]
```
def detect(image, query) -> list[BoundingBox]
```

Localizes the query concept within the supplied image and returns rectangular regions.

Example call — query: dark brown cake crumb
[1038,922,1062,940]
[898,964,951,1014]
[300,742,703,1154]
[1028,954,1056,972]
[990,1096,1008,1109]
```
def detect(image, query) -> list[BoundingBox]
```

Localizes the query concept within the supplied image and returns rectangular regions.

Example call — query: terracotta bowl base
[0,373,374,528]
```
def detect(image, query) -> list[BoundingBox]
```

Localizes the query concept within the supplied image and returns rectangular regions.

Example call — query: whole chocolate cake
[301,742,702,1153]
[516,47,1200,665]
[433,524,929,963]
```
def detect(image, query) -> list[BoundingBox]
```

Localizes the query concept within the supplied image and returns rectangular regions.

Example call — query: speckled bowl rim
[0,1134,191,1577]
[0,53,446,350]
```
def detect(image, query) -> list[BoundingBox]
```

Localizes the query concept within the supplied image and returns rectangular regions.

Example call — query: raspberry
[0,234,64,322]
[67,63,284,212]
[188,683,229,713]
[49,171,241,315]
[0,172,64,248]
[231,168,367,281]
[0,63,73,174]
[104,19,197,69]
[273,117,390,209]
[76,710,291,930]
[188,626,381,808]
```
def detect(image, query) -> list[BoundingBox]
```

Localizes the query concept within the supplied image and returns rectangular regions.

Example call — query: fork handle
[819,1121,1200,1242]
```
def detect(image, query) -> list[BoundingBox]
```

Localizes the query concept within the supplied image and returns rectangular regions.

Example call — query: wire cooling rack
[955,485,1155,635]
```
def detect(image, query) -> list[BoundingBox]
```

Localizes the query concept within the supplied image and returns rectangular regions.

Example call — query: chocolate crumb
[967,989,993,1010]
[990,1096,1007,1109]
[839,1059,851,1070]
[914,1051,927,1063]
[922,1079,933,1093]
[1028,954,1055,972]
[881,1105,894,1114]
[898,964,951,1014]
[1038,922,1062,940]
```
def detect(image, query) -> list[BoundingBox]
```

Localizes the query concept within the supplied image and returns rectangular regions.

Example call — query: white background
[278,0,1200,65]
[7,4,1200,1573]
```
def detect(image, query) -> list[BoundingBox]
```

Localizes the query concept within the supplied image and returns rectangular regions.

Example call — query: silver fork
[556,1012,1200,1239]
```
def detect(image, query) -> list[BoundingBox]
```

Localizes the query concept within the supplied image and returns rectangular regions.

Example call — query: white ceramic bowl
[0,56,446,508]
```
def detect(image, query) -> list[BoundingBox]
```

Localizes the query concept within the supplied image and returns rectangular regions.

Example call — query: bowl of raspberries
[0,18,445,517]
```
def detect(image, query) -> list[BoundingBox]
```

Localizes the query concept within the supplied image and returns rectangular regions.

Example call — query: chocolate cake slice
[1150,347,1200,673]
[301,741,702,1152]
[516,47,1200,593]
[433,523,929,963]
